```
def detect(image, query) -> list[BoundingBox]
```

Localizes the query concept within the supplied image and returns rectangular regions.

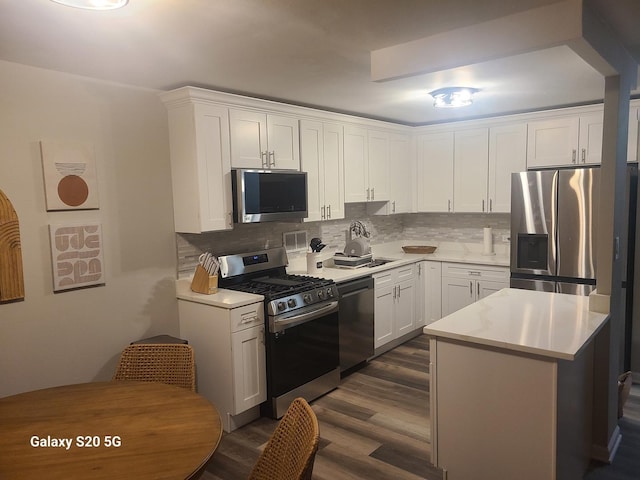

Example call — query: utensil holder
[306,252,323,274]
[190,264,219,294]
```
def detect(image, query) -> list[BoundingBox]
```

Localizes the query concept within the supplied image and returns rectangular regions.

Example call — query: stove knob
[326,287,334,298]
[303,294,312,304]
[277,301,286,312]
[317,289,325,299]
[287,298,297,308]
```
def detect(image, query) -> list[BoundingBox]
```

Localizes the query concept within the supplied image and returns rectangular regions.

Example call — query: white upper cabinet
[453,128,489,213]
[344,125,368,202]
[344,126,390,202]
[526,115,580,168]
[367,130,390,201]
[229,109,299,170]
[300,120,344,222]
[488,123,527,213]
[578,111,604,165]
[164,100,233,233]
[417,131,454,212]
[368,132,413,215]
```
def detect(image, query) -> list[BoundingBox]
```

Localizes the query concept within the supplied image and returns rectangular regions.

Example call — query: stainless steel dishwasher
[337,276,374,374]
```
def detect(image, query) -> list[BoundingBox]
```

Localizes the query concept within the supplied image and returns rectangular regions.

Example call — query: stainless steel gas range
[218,247,339,418]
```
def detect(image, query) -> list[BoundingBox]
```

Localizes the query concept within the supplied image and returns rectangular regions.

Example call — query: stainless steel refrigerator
[511,166,602,294]
[511,165,638,371]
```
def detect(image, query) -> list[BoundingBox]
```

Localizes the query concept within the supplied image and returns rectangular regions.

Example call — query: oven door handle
[270,300,339,333]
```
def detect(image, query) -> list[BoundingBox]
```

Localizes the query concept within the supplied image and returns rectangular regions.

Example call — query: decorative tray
[402,245,437,254]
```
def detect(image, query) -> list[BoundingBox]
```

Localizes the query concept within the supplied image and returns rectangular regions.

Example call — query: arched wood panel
[0,189,24,302]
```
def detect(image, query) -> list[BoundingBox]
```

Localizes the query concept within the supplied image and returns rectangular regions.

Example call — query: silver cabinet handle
[482,199,485,212]
[261,151,268,168]
[581,148,586,163]
[489,199,493,212]
[392,201,396,213]
[448,199,451,212]
[269,151,275,167]
[371,188,375,200]
[469,271,481,276]
[477,282,480,297]
[393,285,397,300]
[418,263,422,276]
[469,281,473,296]
[227,212,233,226]
[366,188,370,201]
[398,285,401,299]
[572,149,577,164]
[327,204,331,219]
[321,205,326,220]
[260,327,265,345]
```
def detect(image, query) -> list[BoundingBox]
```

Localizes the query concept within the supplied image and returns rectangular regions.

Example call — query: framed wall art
[40,140,99,211]
[49,223,105,292]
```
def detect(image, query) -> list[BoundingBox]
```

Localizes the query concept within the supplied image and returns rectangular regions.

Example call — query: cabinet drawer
[442,262,509,281]
[373,270,394,288]
[230,303,264,333]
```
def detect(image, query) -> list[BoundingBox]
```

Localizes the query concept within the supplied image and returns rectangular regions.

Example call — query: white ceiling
[1,0,639,125]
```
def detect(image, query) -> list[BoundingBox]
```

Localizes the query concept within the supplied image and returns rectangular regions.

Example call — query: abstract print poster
[49,223,105,292]
[40,140,99,211]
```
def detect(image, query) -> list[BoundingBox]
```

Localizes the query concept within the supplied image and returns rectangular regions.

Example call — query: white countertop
[175,278,263,308]
[288,240,509,283]
[176,240,510,307]
[423,288,609,360]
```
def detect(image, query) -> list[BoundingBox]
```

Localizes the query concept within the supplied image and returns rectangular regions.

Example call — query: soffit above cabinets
[0,0,639,125]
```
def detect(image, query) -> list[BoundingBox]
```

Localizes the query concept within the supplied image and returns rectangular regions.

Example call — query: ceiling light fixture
[429,87,479,108]
[50,0,128,10]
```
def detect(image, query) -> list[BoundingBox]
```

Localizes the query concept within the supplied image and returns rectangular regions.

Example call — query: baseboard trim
[591,425,622,463]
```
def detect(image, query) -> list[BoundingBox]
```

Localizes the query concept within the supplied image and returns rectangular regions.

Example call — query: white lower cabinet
[416,261,442,327]
[373,264,416,349]
[441,262,509,317]
[178,300,266,432]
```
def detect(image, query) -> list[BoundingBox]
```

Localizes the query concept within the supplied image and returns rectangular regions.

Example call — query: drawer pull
[240,313,258,324]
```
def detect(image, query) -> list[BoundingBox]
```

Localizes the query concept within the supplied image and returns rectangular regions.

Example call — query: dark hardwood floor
[202,335,640,480]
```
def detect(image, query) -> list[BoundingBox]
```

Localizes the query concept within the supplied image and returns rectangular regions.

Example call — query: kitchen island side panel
[432,339,556,480]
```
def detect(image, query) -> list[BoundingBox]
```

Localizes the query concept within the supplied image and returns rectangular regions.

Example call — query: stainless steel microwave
[231,169,308,223]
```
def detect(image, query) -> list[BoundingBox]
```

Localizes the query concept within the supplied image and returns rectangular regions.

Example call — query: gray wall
[0,60,178,397]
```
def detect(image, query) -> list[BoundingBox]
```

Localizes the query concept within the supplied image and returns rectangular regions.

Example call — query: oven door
[266,300,339,417]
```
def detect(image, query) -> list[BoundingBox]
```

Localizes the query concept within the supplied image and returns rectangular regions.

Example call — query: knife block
[190,264,218,295]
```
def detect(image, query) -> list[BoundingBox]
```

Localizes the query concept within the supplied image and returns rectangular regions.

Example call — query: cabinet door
[395,278,416,337]
[231,324,266,414]
[417,132,454,212]
[488,123,527,213]
[167,102,233,233]
[441,277,474,317]
[628,106,639,162]
[526,116,579,168]
[422,261,442,326]
[300,120,324,222]
[267,114,300,170]
[374,284,395,349]
[374,270,395,349]
[388,133,413,213]
[367,130,389,201]
[344,125,368,202]
[477,279,508,300]
[229,109,267,168]
[323,123,345,220]
[578,111,603,165]
[454,128,489,213]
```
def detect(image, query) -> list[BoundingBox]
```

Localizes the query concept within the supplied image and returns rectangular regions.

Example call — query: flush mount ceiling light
[429,87,479,108]
[50,0,128,10]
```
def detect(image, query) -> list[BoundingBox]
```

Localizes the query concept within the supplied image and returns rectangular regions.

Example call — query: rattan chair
[112,343,196,392]
[248,397,320,480]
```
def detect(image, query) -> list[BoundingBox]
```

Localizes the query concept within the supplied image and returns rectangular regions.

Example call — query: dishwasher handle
[337,276,374,298]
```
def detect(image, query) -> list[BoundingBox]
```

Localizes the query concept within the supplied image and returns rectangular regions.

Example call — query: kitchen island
[423,288,609,480]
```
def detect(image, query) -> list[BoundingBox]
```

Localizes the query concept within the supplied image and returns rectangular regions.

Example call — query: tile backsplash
[177,204,510,278]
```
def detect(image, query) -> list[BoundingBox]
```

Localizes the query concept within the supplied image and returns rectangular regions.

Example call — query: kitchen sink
[367,258,397,268]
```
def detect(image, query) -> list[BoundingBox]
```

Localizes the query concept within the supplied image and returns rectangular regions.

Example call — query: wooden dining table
[0,381,223,480]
